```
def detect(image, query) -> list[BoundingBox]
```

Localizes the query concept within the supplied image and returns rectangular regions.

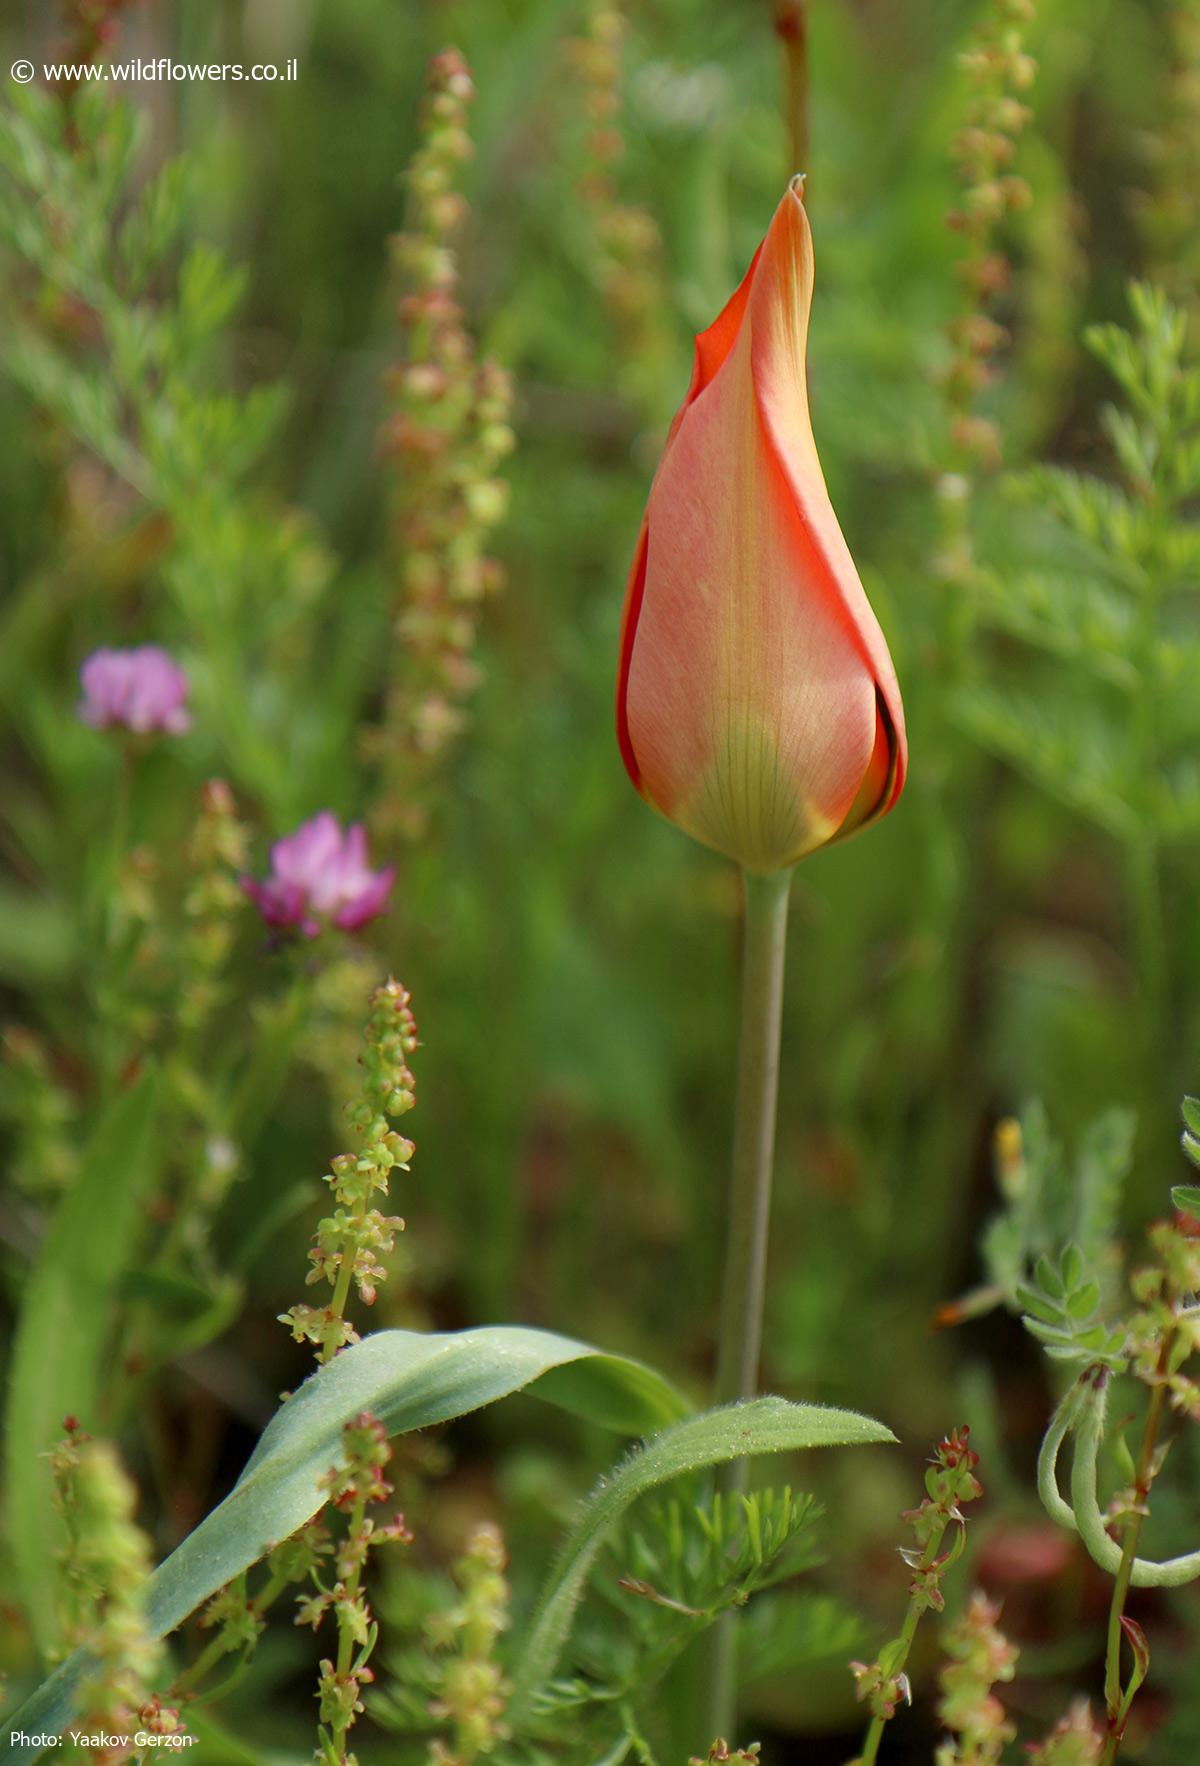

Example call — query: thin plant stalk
[714,868,793,1409]
[97,743,135,1097]
[172,1567,291,1699]
[1099,1326,1175,1765]
[857,1527,949,1766]
[709,865,793,1737]
[330,1485,369,1759]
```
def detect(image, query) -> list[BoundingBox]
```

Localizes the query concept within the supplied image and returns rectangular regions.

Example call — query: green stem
[714,869,793,1409]
[619,1700,661,1766]
[708,866,792,1740]
[96,743,136,1097]
[336,1502,367,1683]
[1099,1332,1173,1766]
[172,1629,235,1699]
[172,1566,288,1697]
[857,1518,953,1766]
[322,1258,355,1364]
[330,1492,368,1759]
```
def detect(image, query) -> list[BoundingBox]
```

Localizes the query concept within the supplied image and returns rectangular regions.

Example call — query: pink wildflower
[242,812,394,939]
[78,646,191,735]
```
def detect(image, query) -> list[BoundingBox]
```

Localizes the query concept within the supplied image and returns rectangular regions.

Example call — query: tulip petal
[831,693,898,842]
[616,519,649,793]
[625,361,878,867]
[679,245,763,417]
[616,181,906,871]
[748,184,907,817]
[622,291,873,859]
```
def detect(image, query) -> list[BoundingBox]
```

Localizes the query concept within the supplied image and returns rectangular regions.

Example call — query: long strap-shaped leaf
[508,1394,896,1722]
[5,1068,161,1657]
[2,1325,686,1765]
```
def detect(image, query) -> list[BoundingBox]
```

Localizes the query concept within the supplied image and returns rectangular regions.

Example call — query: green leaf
[1065,1280,1102,1320]
[3,1068,161,1657]
[1014,1286,1062,1327]
[1073,1110,1134,1257]
[1060,1244,1084,1292]
[1179,1098,1200,1174]
[508,1395,894,1721]
[969,567,1137,692]
[736,1588,868,1685]
[3,1325,686,1762]
[1118,1615,1150,1705]
[1035,1253,1065,1299]
[952,683,1139,842]
[1171,1183,1200,1212]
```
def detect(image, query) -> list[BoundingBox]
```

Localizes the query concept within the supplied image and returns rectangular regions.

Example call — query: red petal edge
[615,519,650,792]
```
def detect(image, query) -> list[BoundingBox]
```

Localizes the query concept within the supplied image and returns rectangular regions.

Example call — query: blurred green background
[2,0,1199,1759]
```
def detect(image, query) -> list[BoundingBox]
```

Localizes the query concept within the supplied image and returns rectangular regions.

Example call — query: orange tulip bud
[616,178,907,873]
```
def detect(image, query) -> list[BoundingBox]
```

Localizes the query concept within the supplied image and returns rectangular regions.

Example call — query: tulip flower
[616,176,906,874]
[242,812,395,939]
[615,185,913,1741]
[78,645,191,736]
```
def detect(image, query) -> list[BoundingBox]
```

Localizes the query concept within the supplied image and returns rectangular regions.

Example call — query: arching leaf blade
[1,1324,685,1765]
[509,1393,895,1721]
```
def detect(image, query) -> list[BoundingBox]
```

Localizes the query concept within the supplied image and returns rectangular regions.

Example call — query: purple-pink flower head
[78,646,191,736]
[242,811,395,939]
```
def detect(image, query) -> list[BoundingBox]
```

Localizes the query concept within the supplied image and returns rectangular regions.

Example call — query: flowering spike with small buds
[369,47,516,842]
[1126,1210,1200,1421]
[1026,1700,1105,1763]
[423,1521,512,1764]
[850,1428,985,1765]
[943,0,1038,471]
[51,1420,178,1759]
[178,779,250,1033]
[281,980,418,1361]
[934,1592,1018,1764]
[2,1024,79,1197]
[931,0,1040,670]
[568,0,672,419]
[301,1412,413,1766]
[1133,3,1200,298]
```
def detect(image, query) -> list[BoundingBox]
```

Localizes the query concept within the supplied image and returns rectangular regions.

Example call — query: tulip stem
[715,867,793,1408]
[709,865,793,1740]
